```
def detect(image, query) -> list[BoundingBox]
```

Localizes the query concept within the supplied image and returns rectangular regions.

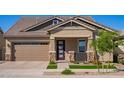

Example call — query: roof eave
[76,17,118,32]
[4,35,50,38]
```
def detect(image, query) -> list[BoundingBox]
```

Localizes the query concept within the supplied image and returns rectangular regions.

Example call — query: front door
[57,40,65,60]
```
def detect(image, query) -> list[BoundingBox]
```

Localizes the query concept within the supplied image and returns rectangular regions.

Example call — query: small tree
[91,39,100,72]
[91,29,123,72]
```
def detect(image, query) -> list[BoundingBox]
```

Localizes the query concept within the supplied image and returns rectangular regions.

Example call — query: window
[53,20,59,25]
[78,40,86,52]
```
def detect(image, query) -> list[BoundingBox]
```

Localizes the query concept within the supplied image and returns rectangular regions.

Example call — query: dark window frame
[53,19,59,25]
[78,40,86,52]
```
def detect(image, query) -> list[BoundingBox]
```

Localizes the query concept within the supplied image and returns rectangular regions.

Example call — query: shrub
[49,60,56,64]
[47,64,57,69]
[69,65,98,69]
[47,60,57,69]
[84,72,89,74]
[75,62,79,64]
[69,64,116,69]
[90,61,102,65]
[107,61,112,63]
[71,61,79,64]
[61,68,75,75]
[119,59,124,65]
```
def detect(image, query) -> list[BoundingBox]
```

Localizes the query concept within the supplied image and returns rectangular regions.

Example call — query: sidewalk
[45,69,116,72]
[115,64,124,71]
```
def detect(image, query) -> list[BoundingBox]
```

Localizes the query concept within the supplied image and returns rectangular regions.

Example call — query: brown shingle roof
[5,15,116,37]
[5,15,93,37]
[5,16,52,36]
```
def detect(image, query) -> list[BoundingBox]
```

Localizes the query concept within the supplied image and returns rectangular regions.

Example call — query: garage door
[13,42,49,61]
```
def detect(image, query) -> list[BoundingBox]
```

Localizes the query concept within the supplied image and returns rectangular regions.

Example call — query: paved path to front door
[57,61,69,69]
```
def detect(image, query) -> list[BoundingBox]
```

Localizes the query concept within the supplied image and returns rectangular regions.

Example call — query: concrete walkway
[57,61,69,69]
[0,61,49,78]
[115,64,124,71]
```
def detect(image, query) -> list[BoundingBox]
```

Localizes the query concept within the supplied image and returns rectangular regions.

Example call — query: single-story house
[4,16,115,62]
[0,28,4,61]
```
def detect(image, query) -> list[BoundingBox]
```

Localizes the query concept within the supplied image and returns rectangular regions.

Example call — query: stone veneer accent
[87,52,94,61]
[5,54,11,61]
[49,51,56,62]
[68,51,75,62]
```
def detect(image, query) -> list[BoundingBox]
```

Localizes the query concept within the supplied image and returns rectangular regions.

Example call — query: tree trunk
[93,47,100,72]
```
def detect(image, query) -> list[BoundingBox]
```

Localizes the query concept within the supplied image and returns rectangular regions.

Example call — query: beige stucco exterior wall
[5,39,11,60]
[50,26,93,39]
[5,25,113,62]
[50,26,93,51]
[87,39,94,52]
[50,26,113,62]
[5,39,11,55]
[49,26,94,61]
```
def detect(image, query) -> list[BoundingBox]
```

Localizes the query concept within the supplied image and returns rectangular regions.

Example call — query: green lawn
[47,61,57,69]
[69,65,116,69]
[47,64,57,69]
[61,69,75,75]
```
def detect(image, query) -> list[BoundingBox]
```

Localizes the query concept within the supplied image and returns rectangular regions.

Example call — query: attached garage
[13,42,49,61]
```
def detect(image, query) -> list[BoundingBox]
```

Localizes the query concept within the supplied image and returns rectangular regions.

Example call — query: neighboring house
[115,30,124,61]
[0,28,4,61]
[5,16,115,62]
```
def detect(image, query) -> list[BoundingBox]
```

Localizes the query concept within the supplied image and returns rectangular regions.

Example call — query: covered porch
[49,37,94,62]
[48,20,96,62]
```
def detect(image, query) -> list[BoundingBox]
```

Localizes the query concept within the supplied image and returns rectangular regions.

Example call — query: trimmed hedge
[47,64,57,69]
[49,61,56,64]
[61,69,75,75]
[69,65,116,69]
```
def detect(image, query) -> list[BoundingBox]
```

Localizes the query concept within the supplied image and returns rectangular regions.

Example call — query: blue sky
[0,15,124,32]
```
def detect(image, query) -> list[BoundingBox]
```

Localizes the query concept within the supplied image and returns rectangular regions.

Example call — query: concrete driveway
[0,61,49,78]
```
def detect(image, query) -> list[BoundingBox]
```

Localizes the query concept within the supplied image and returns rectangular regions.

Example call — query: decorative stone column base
[68,51,75,62]
[86,51,94,62]
[5,54,11,61]
[49,51,56,62]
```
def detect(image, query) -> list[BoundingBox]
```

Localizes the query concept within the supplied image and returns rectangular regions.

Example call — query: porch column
[68,51,75,62]
[5,39,12,61]
[87,39,94,62]
[49,38,56,62]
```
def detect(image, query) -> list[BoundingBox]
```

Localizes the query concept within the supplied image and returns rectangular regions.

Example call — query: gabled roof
[46,16,115,32]
[22,16,64,32]
[46,19,96,31]
[75,16,116,32]
[5,15,117,37]
[5,16,93,37]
